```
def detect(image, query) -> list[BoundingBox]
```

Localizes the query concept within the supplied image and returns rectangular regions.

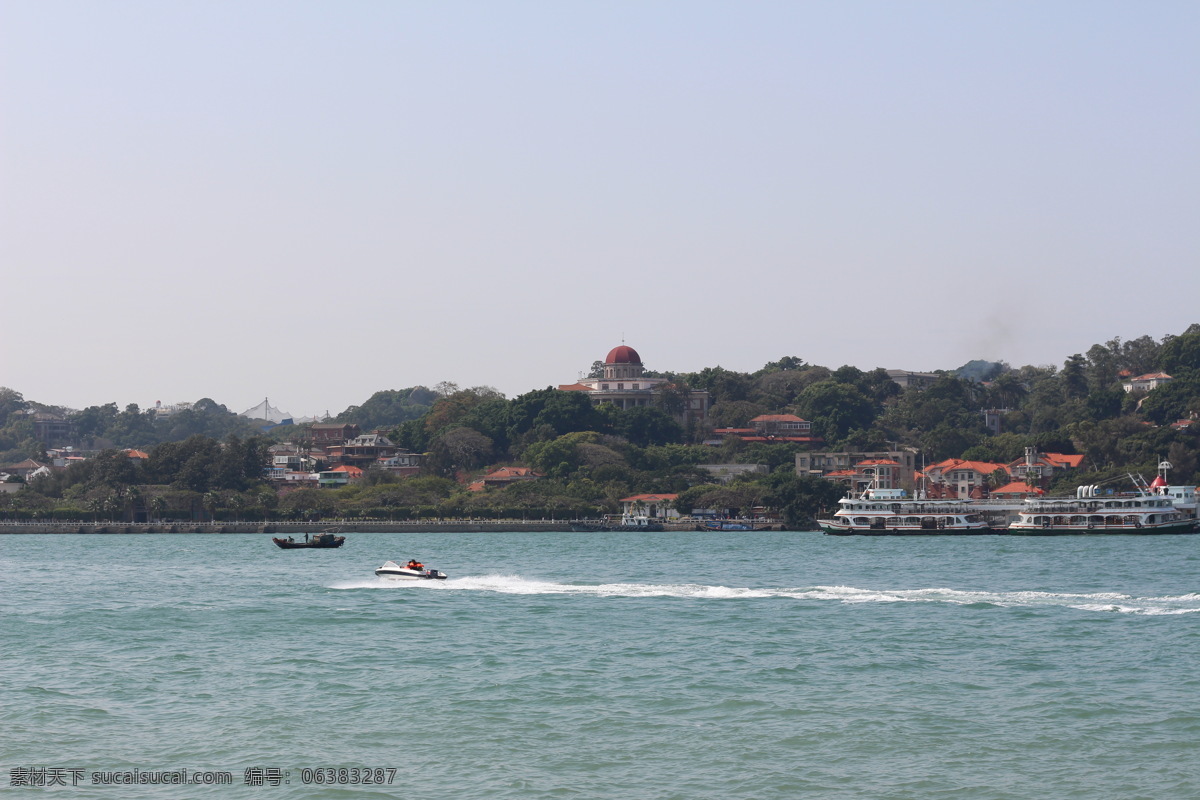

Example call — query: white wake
[329,575,1200,615]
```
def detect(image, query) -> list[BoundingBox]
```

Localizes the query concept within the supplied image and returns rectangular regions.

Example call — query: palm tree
[202,492,220,522]
[149,495,167,522]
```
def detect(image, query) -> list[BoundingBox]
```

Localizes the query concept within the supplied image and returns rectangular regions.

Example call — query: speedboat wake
[328,574,1200,614]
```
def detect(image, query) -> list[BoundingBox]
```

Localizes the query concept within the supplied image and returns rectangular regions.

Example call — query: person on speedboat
[406,559,425,572]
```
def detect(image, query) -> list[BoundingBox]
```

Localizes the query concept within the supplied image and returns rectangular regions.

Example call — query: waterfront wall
[0,519,764,534]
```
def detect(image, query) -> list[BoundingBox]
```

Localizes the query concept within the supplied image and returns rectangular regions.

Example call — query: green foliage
[797,380,876,442]
[955,360,1006,383]
[1140,370,1200,425]
[613,406,683,447]
[1158,331,1200,373]
[756,356,807,374]
[426,426,496,476]
[334,387,438,430]
[686,366,753,404]
[0,387,30,427]
[7,324,1200,523]
[758,471,845,527]
[523,432,599,479]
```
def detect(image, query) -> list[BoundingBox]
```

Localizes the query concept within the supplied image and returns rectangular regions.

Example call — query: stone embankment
[0,519,749,534]
[0,520,570,534]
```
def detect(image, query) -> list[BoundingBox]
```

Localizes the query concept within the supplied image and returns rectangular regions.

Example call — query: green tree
[1158,330,1200,373]
[427,426,495,476]
[614,407,683,447]
[797,381,876,442]
[1062,354,1088,399]
[758,471,844,527]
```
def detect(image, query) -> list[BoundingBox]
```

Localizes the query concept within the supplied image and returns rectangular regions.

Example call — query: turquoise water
[2,531,1199,799]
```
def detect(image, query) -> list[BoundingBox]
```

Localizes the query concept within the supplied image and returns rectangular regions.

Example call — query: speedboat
[375,561,448,580]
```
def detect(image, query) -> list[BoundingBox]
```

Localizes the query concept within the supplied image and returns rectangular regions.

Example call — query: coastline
[0,520,787,534]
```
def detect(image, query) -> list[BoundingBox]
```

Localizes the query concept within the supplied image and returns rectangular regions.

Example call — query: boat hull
[696,521,772,532]
[819,524,996,536]
[273,536,345,549]
[375,562,447,580]
[1008,521,1197,535]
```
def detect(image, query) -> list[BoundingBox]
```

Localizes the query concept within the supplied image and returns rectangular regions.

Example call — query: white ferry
[1008,480,1197,535]
[818,487,994,535]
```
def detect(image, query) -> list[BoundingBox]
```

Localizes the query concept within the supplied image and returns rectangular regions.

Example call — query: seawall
[0,520,759,534]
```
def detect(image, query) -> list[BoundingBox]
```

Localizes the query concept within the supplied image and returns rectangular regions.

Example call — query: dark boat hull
[273,535,345,549]
[696,521,772,532]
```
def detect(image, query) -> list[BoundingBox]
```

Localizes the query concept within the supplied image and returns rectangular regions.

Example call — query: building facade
[558,345,710,427]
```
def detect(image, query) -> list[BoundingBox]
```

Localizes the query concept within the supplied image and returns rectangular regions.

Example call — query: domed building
[558,345,709,425]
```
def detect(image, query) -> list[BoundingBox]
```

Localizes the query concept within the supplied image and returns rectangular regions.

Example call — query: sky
[3,1,1198,419]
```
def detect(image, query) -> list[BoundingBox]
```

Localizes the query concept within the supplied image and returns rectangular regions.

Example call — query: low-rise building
[328,433,399,469]
[712,414,820,444]
[796,449,919,491]
[922,459,1010,499]
[379,451,423,477]
[618,493,679,520]
[32,413,75,448]
[310,423,361,447]
[991,481,1042,499]
[1,459,50,480]
[1007,448,1084,482]
[318,465,363,488]
[1123,372,1173,393]
[886,370,941,390]
[697,464,769,483]
[468,466,542,492]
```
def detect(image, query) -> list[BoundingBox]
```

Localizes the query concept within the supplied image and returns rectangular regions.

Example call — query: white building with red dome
[558,345,709,426]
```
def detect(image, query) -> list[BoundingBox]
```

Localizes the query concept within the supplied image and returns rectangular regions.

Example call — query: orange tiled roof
[484,467,539,479]
[750,414,808,423]
[557,383,593,392]
[1043,453,1084,468]
[992,481,1042,495]
[925,459,1008,476]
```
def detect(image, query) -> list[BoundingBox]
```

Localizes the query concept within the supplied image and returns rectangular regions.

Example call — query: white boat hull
[375,561,448,580]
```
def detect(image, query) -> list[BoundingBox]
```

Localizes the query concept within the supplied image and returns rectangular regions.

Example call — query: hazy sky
[3,1,1197,418]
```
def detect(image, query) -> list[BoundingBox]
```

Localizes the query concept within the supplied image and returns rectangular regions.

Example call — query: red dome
[605,345,642,365]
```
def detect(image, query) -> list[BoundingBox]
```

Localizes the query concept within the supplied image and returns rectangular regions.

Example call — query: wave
[328,576,1200,615]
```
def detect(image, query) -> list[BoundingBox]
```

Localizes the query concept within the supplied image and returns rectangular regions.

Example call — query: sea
[2,530,1198,800]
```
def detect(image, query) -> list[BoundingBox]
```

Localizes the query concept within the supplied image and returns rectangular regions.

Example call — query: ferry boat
[818,487,994,535]
[1007,479,1197,535]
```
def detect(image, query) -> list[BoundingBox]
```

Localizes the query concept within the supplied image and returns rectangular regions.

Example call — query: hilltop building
[32,413,76,449]
[712,414,820,444]
[558,345,710,427]
[1122,373,1173,393]
[886,370,941,390]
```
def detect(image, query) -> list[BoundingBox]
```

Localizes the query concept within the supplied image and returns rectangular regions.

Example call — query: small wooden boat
[273,532,346,549]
